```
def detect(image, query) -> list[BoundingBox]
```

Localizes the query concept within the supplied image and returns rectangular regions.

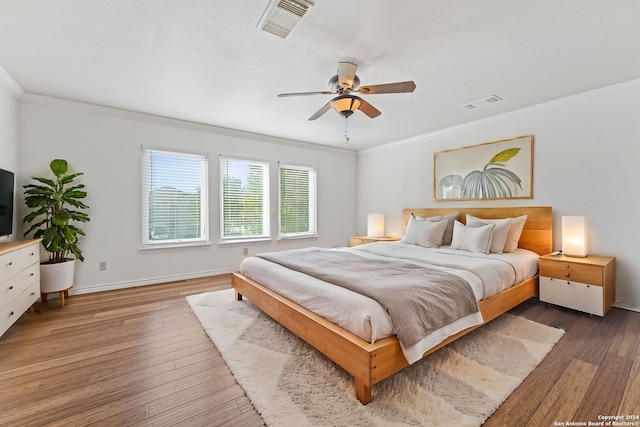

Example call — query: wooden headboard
[402,206,553,256]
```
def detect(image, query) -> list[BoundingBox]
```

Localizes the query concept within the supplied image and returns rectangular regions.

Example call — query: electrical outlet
[99,261,107,271]
[243,247,249,256]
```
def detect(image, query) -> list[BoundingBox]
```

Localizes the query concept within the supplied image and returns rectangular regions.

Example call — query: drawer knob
[565,273,570,277]
[7,261,12,266]
[565,264,570,268]
[9,285,13,290]
[9,311,14,316]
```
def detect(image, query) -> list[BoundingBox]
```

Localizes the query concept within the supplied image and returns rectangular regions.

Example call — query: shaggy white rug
[187,289,564,427]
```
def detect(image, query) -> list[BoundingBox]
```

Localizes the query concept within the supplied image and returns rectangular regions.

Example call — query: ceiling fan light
[332,96,361,118]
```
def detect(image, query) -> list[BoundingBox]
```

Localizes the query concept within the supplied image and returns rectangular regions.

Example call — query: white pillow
[503,215,528,253]
[414,212,459,245]
[401,216,448,248]
[466,214,511,254]
[450,220,495,254]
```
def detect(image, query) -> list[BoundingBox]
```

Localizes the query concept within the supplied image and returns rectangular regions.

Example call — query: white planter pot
[40,259,75,293]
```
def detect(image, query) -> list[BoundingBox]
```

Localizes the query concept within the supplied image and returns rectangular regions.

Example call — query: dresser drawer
[0,239,42,338]
[0,297,24,337]
[20,263,40,289]
[22,281,40,308]
[1,275,20,311]
[19,243,40,270]
[0,280,39,335]
[0,250,20,283]
[539,259,603,285]
[1,262,39,305]
[540,276,604,316]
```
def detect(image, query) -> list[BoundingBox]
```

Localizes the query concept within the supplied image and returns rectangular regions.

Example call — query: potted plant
[23,159,90,303]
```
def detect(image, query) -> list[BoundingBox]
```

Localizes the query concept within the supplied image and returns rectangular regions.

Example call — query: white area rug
[187,289,564,426]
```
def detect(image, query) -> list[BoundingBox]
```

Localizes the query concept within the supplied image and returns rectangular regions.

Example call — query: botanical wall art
[434,135,533,200]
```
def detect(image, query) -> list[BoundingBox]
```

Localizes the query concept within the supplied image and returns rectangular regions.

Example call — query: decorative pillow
[450,220,495,254]
[466,214,512,254]
[413,212,459,245]
[503,215,528,253]
[401,216,448,247]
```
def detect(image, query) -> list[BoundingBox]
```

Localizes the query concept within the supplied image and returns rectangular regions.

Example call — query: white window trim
[219,155,270,243]
[278,162,317,240]
[141,145,209,249]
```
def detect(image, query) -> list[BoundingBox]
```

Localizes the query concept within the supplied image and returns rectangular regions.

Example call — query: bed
[231,206,552,404]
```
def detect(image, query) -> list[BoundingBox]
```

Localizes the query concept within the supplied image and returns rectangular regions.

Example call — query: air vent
[460,95,503,110]
[258,0,311,39]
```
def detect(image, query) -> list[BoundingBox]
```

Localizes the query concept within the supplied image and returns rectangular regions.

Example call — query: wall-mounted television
[0,168,15,237]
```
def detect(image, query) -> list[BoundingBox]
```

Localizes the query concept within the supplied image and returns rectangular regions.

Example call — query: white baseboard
[612,302,640,313]
[59,268,236,297]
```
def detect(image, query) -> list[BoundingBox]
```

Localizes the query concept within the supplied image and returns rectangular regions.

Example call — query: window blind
[279,163,316,238]
[141,146,208,246]
[220,156,270,241]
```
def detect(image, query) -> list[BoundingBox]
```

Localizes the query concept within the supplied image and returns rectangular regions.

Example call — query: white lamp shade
[367,213,385,238]
[562,216,587,257]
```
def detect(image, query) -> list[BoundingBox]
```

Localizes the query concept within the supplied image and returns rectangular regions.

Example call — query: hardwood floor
[1,275,638,426]
[0,275,264,427]
[486,298,640,426]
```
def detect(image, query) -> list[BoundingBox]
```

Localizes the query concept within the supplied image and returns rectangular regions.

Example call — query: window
[141,146,208,246]
[220,156,270,241]
[279,163,316,238]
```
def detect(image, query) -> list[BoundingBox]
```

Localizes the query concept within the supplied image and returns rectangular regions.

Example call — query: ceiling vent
[460,95,503,110]
[258,0,312,39]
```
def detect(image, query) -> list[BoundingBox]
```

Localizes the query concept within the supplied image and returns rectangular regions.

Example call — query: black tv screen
[0,168,15,237]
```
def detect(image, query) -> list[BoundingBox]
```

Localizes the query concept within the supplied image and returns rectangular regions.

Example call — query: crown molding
[0,66,25,100]
[19,93,355,156]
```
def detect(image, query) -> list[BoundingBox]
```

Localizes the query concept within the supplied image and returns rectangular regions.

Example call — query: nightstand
[349,236,400,247]
[539,254,615,316]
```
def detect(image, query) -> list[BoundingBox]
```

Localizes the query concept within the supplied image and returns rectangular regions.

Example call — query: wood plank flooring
[0,275,264,427]
[486,299,640,426]
[1,275,638,426]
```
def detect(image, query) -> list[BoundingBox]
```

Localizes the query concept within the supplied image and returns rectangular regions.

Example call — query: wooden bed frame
[231,206,552,404]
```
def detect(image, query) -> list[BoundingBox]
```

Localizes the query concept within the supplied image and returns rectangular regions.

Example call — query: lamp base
[563,253,587,258]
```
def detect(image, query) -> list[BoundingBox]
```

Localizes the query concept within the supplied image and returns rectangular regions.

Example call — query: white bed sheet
[237,242,539,364]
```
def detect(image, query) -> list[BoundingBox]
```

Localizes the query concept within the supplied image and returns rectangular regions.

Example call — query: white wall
[0,67,22,243]
[358,80,640,311]
[18,96,357,294]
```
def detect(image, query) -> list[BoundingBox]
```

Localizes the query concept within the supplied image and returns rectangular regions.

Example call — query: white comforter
[238,241,539,364]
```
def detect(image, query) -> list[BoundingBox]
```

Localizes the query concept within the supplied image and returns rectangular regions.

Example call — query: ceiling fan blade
[357,98,382,118]
[308,101,333,120]
[337,62,358,89]
[278,91,334,97]
[357,81,416,94]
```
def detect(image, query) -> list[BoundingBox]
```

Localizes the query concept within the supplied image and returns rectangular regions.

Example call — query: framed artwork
[434,135,534,200]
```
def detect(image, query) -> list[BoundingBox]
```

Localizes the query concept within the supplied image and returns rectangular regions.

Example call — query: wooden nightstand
[349,236,400,247]
[539,254,615,316]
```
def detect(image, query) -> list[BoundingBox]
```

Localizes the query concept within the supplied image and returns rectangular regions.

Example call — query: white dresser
[1,239,41,337]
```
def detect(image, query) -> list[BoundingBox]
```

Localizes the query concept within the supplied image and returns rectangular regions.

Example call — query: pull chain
[344,117,350,144]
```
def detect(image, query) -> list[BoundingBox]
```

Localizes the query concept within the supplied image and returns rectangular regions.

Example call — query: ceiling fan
[278,62,416,121]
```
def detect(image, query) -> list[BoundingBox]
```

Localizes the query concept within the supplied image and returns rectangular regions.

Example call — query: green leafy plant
[461,148,523,198]
[23,159,90,263]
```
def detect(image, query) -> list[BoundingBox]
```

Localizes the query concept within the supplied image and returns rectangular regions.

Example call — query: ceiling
[2,1,640,151]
